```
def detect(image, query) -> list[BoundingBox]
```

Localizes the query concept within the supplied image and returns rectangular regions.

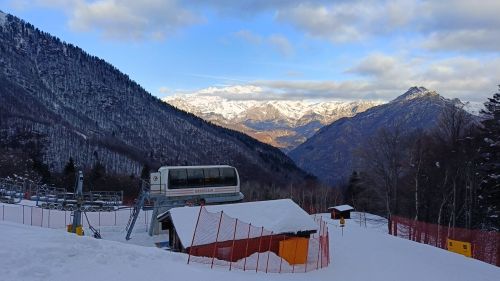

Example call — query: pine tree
[477,86,500,231]
[63,157,75,175]
[344,171,361,208]
[140,164,150,181]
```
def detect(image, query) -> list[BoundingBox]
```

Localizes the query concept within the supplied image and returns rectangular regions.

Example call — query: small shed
[328,204,354,219]
[157,199,318,263]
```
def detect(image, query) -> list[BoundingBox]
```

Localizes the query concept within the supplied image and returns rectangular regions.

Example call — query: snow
[393,86,439,102]
[163,94,384,122]
[1,212,499,281]
[165,199,318,247]
[328,204,354,212]
[463,101,486,116]
[0,10,7,26]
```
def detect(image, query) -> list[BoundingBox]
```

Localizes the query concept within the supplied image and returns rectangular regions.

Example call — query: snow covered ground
[0,212,498,281]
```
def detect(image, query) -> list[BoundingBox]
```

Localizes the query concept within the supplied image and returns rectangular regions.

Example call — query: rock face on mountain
[165,95,381,152]
[0,11,309,186]
[289,87,464,185]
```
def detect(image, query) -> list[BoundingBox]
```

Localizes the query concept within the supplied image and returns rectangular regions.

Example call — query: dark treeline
[344,88,500,231]
[241,180,343,214]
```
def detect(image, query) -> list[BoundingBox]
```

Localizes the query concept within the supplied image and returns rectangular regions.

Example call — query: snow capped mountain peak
[394,86,439,102]
[163,94,383,151]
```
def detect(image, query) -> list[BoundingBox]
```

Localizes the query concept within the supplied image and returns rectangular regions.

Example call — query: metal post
[2,205,4,220]
[114,210,117,226]
[188,206,204,264]
[41,208,44,227]
[30,206,33,226]
[211,211,224,269]
[265,231,274,273]
[22,205,25,224]
[255,226,264,272]
[243,223,251,271]
[229,219,238,271]
[48,209,51,228]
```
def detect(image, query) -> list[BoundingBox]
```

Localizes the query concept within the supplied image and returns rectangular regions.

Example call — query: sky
[1,0,499,102]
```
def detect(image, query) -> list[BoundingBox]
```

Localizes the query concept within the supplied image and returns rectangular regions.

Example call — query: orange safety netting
[391,216,500,266]
[187,207,330,273]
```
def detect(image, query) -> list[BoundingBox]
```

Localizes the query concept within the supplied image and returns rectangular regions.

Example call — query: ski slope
[0,214,498,281]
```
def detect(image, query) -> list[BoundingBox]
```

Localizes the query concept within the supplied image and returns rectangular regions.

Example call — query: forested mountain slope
[289,87,469,185]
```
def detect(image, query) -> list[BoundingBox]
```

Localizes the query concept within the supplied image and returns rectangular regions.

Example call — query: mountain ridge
[165,95,382,151]
[289,87,472,185]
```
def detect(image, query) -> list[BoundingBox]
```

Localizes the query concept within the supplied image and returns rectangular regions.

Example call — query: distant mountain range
[165,95,382,151]
[289,87,476,185]
[0,11,310,186]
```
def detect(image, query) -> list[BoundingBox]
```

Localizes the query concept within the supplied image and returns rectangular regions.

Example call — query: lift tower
[68,171,84,235]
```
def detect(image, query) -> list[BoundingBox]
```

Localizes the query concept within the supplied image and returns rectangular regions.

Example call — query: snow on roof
[161,199,318,248]
[328,205,354,212]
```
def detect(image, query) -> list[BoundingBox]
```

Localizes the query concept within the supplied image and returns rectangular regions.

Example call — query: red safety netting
[187,206,330,273]
[391,216,500,266]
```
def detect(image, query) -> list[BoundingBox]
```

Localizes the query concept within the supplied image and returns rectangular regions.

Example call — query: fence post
[115,209,117,226]
[229,219,239,271]
[211,211,224,269]
[394,217,398,236]
[321,221,326,268]
[2,205,4,220]
[188,206,203,265]
[41,208,44,227]
[279,235,284,273]
[326,228,330,265]
[292,236,298,273]
[22,205,25,224]
[255,226,264,272]
[243,223,251,271]
[30,206,33,226]
[316,217,322,270]
[265,231,274,273]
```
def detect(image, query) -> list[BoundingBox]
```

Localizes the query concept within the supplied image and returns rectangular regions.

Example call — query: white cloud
[18,0,500,52]
[233,30,294,57]
[422,29,500,52]
[268,34,294,57]
[36,0,200,41]
[158,87,170,94]
[233,29,263,44]
[181,85,266,100]
[175,54,500,102]
[275,1,417,43]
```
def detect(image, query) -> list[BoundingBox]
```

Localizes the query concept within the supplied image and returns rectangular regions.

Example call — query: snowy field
[1,211,499,281]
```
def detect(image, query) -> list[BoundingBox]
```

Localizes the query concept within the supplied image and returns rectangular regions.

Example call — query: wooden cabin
[328,204,354,219]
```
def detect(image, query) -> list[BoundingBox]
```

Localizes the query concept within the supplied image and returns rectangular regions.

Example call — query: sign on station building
[446,238,472,258]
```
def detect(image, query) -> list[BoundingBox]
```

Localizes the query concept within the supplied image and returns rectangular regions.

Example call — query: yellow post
[67,224,84,236]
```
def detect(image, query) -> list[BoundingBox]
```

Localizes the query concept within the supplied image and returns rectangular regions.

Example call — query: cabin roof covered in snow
[328,205,354,212]
[159,199,318,248]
